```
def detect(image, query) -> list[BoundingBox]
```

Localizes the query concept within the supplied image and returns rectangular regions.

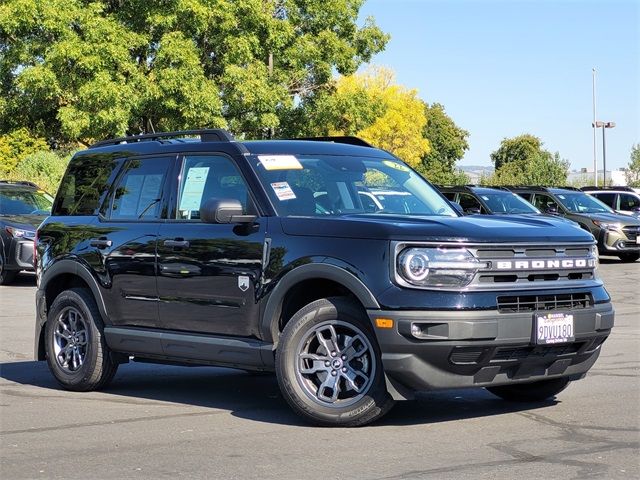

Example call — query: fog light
[411,324,422,337]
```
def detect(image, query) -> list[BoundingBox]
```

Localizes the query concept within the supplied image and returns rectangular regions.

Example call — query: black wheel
[487,377,571,402]
[45,288,118,391]
[276,297,394,427]
[0,254,18,285]
[618,252,640,262]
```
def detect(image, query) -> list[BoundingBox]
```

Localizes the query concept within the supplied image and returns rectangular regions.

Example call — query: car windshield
[555,192,614,214]
[252,154,456,217]
[0,188,54,215]
[478,192,539,214]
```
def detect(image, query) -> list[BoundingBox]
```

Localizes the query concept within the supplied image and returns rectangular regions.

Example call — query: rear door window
[109,157,172,220]
[593,192,615,208]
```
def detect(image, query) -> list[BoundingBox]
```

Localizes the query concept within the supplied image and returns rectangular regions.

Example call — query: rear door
[98,155,174,328]
[156,153,267,336]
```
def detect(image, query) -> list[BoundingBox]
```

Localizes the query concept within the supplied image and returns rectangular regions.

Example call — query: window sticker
[258,155,303,171]
[481,196,489,200]
[382,160,410,172]
[271,182,297,201]
[179,167,210,211]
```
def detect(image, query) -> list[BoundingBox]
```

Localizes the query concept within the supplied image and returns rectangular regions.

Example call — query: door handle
[163,239,190,248]
[90,238,112,249]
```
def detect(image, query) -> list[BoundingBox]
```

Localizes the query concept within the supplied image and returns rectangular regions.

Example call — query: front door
[156,154,266,336]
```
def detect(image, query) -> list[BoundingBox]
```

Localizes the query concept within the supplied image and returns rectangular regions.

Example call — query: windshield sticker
[271,182,296,201]
[258,155,303,171]
[481,196,489,200]
[558,195,566,199]
[382,160,410,172]
[179,167,210,211]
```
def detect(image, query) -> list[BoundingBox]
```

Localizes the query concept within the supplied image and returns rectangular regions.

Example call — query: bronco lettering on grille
[496,259,596,269]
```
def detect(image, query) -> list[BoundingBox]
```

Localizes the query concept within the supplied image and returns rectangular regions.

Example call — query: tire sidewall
[45,290,101,388]
[276,298,389,426]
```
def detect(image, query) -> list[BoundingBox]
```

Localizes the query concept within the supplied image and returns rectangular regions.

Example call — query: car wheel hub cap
[52,307,88,373]
[295,320,375,408]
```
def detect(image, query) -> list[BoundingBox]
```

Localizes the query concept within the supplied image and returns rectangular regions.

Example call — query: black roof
[503,186,582,193]
[581,186,636,193]
[83,130,393,159]
[436,185,511,194]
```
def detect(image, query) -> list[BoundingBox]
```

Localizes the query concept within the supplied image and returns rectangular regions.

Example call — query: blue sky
[358,0,639,171]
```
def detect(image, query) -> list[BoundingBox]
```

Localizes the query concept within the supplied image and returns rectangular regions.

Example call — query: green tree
[490,134,544,171]
[0,0,388,144]
[417,103,469,185]
[625,144,640,187]
[7,150,73,193]
[486,134,569,186]
[0,129,49,176]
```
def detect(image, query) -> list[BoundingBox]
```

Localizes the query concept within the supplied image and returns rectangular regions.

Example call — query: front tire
[45,288,118,391]
[487,377,571,402]
[618,252,640,262]
[0,254,17,285]
[276,297,394,427]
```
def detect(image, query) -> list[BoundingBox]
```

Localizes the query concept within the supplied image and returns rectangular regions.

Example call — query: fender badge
[238,276,250,292]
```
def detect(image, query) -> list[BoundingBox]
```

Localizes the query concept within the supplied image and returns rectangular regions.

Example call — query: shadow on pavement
[2,272,37,287]
[0,359,558,428]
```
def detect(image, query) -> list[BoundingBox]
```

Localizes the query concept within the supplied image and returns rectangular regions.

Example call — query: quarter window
[619,193,640,211]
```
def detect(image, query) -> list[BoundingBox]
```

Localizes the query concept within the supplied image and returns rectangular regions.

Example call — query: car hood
[280,214,593,243]
[574,212,640,225]
[0,214,46,230]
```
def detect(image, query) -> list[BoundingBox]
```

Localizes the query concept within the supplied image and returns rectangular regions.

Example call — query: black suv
[436,185,542,215]
[35,130,614,426]
[507,186,640,263]
[0,180,53,284]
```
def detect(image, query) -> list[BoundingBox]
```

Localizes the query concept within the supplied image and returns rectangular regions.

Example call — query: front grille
[497,292,593,313]
[622,226,639,241]
[492,343,584,361]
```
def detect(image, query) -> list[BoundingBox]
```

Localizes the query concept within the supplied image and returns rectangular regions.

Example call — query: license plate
[535,312,575,345]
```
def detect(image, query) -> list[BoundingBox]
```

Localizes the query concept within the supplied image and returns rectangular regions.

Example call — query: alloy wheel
[53,307,89,373]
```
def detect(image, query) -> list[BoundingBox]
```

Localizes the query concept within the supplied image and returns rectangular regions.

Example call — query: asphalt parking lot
[1,258,639,480]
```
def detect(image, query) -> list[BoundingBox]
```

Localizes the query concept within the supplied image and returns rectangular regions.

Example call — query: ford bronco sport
[35,130,614,426]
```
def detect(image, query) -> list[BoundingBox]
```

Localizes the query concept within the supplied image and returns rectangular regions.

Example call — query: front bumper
[599,229,640,253]
[5,238,35,271]
[368,302,614,399]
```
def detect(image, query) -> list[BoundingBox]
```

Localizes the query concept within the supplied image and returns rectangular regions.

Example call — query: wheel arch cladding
[261,263,380,346]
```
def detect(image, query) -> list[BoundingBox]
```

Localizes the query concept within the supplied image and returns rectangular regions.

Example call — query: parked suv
[507,186,640,263]
[35,130,614,426]
[436,185,541,215]
[581,186,640,218]
[0,180,53,284]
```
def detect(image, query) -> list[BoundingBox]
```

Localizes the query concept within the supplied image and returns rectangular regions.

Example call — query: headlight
[593,220,622,232]
[5,226,35,239]
[397,248,487,288]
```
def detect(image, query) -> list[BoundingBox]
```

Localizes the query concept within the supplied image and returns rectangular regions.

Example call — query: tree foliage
[0,129,49,176]
[485,135,569,186]
[287,67,430,168]
[625,143,640,187]
[0,0,388,144]
[6,150,73,193]
[417,103,469,185]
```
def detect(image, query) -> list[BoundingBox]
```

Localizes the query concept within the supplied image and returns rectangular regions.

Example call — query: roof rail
[0,180,40,188]
[500,185,580,191]
[295,136,374,148]
[90,129,235,148]
[581,185,635,192]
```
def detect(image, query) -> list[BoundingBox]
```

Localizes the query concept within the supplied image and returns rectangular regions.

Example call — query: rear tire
[276,297,394,427]
[45,288,118,391]
[618,252,640,262]
[487,377,571,402]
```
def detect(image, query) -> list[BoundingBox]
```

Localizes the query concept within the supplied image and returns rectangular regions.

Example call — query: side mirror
[465,207,482,215]
[200,198,256,224]
[545,204,559,215]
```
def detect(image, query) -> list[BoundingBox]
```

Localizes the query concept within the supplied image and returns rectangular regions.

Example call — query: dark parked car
[437,185,542,215]
[506,186,640,262]
[35,130,614,426]
[0,180,53,284]
[581,186,640,218]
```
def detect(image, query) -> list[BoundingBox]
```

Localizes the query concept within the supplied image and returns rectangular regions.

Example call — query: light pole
[593,121,616,185]
[592,68,597,186]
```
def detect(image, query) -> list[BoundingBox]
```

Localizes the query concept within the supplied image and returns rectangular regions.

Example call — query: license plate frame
[534,312,575,345]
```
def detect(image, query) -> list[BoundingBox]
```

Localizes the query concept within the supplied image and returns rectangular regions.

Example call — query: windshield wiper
[138,198,161,218]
